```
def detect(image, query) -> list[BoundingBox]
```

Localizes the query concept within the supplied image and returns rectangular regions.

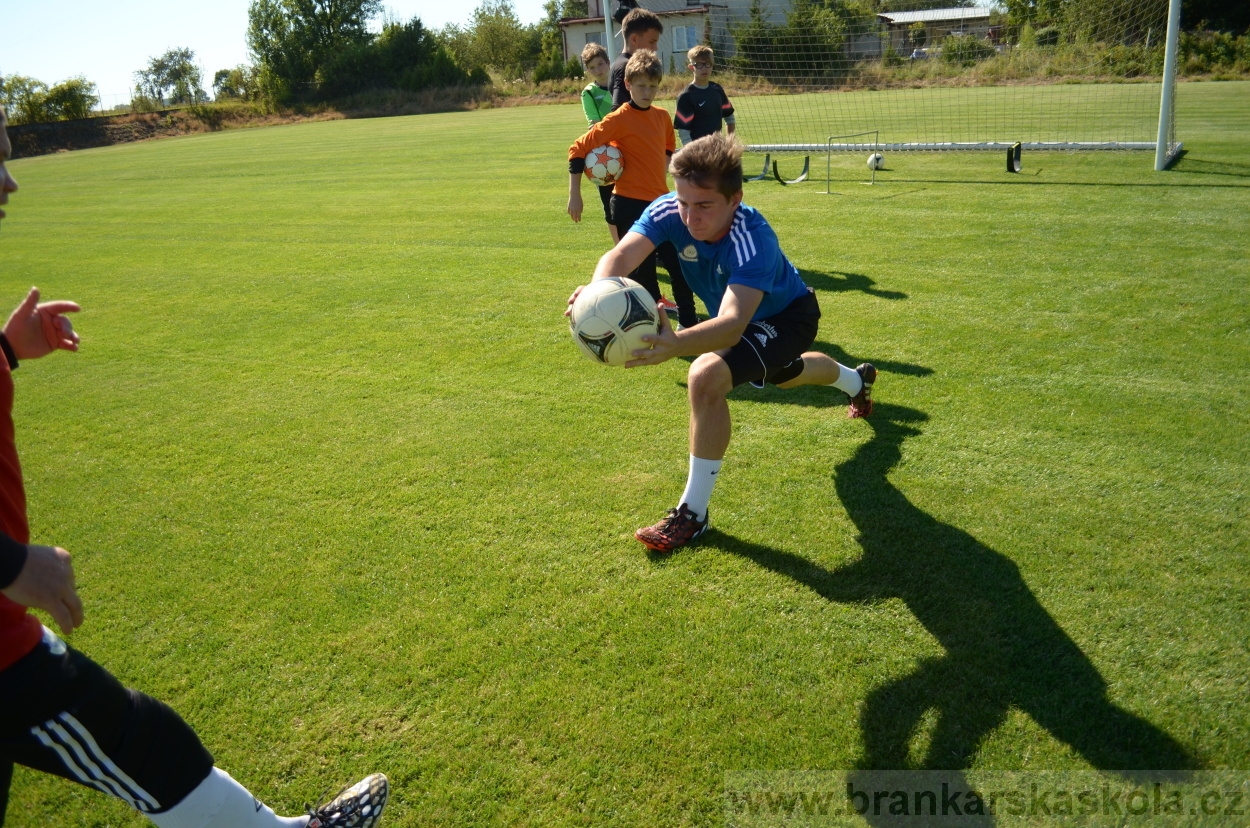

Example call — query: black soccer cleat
[307,773,388,828]
[847,363,876,419]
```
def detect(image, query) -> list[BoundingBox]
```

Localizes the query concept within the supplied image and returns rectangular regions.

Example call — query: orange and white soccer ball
[585,145,625,187]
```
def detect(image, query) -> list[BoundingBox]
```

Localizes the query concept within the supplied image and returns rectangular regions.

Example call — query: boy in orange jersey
[567,50,698,329]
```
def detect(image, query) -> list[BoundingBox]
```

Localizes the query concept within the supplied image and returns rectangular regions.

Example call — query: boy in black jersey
[609,9,662,110]
[674,46,736,145]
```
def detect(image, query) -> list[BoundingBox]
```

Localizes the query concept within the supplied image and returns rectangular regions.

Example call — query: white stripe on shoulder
[650,199,681,221]
[729,210,758,267]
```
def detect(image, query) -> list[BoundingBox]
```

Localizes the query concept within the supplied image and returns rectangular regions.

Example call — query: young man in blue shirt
[567,133,876,552]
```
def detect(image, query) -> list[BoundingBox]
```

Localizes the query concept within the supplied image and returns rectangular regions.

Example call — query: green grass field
[3,81,1248,826]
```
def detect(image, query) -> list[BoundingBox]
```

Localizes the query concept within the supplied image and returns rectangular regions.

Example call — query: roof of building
[878,7,994,25]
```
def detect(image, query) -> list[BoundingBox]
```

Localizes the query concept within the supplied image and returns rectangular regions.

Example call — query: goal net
[696,0,1181,165]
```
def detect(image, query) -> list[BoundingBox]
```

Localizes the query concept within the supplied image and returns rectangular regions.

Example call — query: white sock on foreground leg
[679,455,722,520]
[830,363,863,397]
[148,767,307,828]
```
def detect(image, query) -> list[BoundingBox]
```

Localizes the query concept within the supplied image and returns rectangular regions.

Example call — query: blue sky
[2,0,551,106]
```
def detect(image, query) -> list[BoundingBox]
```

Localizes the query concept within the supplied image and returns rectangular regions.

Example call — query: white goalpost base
[748,142,1175,153]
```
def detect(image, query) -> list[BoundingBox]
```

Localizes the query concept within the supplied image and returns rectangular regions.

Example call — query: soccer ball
[569,277,659,366]
[867,152,885,170]
[585,145,625,187]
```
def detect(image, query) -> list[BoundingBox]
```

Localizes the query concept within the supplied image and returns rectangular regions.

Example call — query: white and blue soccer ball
[867,152,885,171]
[569,277,658,367]
[584,144,625,187]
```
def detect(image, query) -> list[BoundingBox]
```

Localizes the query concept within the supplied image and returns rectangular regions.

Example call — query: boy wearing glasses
[674,45,736,146]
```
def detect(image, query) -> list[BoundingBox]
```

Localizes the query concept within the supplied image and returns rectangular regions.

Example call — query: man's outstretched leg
[150,768,388,828]
[776,351,876,419]
[0,632,388,828]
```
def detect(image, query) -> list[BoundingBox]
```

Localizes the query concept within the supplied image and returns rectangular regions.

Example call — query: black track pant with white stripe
[0,630,214,825]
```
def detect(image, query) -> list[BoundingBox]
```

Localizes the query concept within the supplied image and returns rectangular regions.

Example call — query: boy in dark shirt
[674,45,736,145]
[609,9,662,111]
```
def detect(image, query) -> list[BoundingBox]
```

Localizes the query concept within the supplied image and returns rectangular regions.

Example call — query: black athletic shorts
[598,184,614,224]
[0,628,214,823]
[722,289,821,389]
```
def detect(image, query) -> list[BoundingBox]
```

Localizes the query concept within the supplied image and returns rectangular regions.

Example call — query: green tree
[467,0,539,75]
[44,77,99,120]
[534,0,589,81]
[0,75,98,123]
[247,0,382,102]
[213,66,259,100]
[135,48,206,105]
[317,16,475,98]
[1001,0,1063,28]
[0,75,50,124]
[729,0,782,76]
[731,0,851,82]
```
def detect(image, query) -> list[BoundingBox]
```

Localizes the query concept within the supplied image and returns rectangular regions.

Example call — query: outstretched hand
[626,303,680,368]
[2,544,83,635]
[3,288,80,360]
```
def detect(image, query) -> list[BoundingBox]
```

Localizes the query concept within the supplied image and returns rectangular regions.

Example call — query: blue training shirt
[632,194,809,321]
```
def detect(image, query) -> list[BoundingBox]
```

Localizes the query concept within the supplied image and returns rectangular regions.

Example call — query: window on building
[585,31,603,46]
[672,25,699,52]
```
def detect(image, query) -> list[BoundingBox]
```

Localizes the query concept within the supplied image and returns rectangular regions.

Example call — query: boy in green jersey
[580,43,613,127]
[579,42,618,243]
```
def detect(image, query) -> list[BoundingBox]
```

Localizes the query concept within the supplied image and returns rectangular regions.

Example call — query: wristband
[0,333,17,370]
[0,533,27,590]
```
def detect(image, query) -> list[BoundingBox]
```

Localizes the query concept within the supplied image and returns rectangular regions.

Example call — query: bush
[1101,44,1164,77]
[43,77,99,120]
[131,95,163,113]
[213,66,260,101]
[533,54,581,82]
[942,35,996,67]
[1180,29,1250,73]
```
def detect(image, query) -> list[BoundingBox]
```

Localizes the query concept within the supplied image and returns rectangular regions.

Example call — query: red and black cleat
[847,362,877,419]
[635,504,709,552]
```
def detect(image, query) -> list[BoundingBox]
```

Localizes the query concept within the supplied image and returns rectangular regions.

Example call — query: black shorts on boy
[721,288,820,389]
[597,184,614,223]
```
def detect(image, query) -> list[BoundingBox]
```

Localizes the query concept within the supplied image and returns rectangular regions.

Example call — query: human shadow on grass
[706,401,1198,821]
[798,269,908,301]
[880,177,1248,190]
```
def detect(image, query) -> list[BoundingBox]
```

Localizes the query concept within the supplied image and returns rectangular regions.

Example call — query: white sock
[679,455,722,520]
[830,363,863,396]
[148,768,307,828]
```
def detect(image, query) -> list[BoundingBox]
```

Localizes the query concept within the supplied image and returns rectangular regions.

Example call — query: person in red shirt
[0,106,388,828]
